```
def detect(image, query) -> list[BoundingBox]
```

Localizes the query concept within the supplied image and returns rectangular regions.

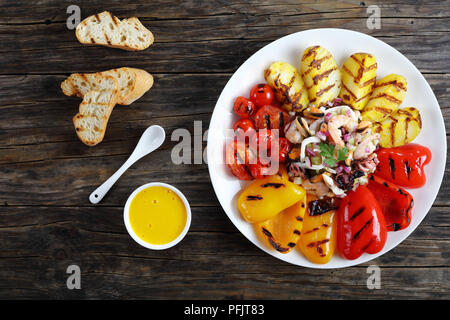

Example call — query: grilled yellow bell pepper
[238,174,306,223]
[256,195,306,254]
[298,195,337,264]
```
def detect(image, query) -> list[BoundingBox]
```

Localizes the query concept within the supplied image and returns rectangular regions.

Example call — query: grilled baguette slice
[373,107,422,148]
[300,46,341,108]
[75,11,154,51]
[339,53,377,110]
[264,61,309,113]
[361,74,407,123]
[61,67,153,105]
[73,90,119,146]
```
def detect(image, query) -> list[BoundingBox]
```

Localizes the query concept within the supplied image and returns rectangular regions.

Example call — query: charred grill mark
[264,114,271,129]
[94,13,100,22]
[303,46,320,59]
[261,227,273,238]
[404,161,412,179]
[301,202,305,208]
[313,67,336,85]
[350,207,365,221]
[293,230,301,235]
[361,238,374,251]
[296,216,303,221]
[310,54,332,69]
[353,218,373,240]
[288,242,296,248]
[391,223,401,231]
[304,227,320,234]
[108,12,119,26]
[389,157,396,180]
[383,182,389,188]
[306,239,329,257]
[268,237,290,252]
[371,92,402,104]
[341,83,357,100]
[279,112,285,130]
[247,195,263,201]
[390,117,398,147]
[375,80,407,91]
[316,84,335,97]
[374,106,393,116]
[360,76,377,88]
[104,33,111,45]
[322,224,329,228]
[260,183,285,189]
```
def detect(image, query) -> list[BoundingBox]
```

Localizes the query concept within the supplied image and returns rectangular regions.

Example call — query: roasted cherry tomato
[272,137,292,163]
[254,105,291,132]
[367,175,414,232]
[375,144,431,188]
[233,96,256,118]
[337,186,387,260]
[250,129,276,154]
[233,118,256,137]
[249,84,275,108]
[225,141,253,180]
[248,160,278,180]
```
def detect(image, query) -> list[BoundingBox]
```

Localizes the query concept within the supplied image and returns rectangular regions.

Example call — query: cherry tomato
[225,141,253,180]
[233,119,256,137]
[250,84,274,108]
[254,105,291,133]
[248,161,278,179]
[272,137,292,163]
[233,96,256,118]
[250,129,276,153]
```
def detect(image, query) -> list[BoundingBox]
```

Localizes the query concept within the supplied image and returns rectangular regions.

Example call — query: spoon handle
[89,154,141,204]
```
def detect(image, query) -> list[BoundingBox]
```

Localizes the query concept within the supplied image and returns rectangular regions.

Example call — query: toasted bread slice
[61,74,119,100]
[73,90,119,146]
[75,11,154,51]
[61,67,153,105]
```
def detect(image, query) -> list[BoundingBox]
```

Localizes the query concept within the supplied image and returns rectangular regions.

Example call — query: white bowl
[123,182,191,250]
[207,28,446,268]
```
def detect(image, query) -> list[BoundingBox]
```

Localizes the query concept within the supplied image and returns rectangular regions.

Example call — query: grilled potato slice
[300,46,341,108]
[264,61,309,112]
[373,107,422,148]
[255,197,306,254]
[361,74,407,122]
[339,53,377,110]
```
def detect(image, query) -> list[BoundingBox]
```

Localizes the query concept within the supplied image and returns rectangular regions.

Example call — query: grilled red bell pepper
[368,175,414,231]
[375,144,431,188]
[337,186,387,260]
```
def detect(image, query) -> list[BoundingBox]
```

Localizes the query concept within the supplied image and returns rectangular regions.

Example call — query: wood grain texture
[0,0,448,299]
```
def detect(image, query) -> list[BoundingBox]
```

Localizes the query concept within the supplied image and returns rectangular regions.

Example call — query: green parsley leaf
[337,147,349,161]
[319,143,348,167]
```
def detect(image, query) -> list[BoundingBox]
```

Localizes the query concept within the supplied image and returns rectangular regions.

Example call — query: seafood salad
[284,102,380,198]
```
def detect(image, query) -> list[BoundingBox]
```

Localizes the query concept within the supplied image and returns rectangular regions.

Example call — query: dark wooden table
[0,0,448,299]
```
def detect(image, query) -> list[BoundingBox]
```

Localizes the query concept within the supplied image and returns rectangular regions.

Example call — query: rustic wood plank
[0,207,450,299]
[0,25,450,74]
[0,206,448,299]
[0,0,449,24]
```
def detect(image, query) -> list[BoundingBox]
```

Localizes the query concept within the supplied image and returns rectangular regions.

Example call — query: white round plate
[207,28,446,268]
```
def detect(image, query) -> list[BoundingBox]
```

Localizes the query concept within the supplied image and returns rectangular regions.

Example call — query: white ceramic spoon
[89,125,166,204]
